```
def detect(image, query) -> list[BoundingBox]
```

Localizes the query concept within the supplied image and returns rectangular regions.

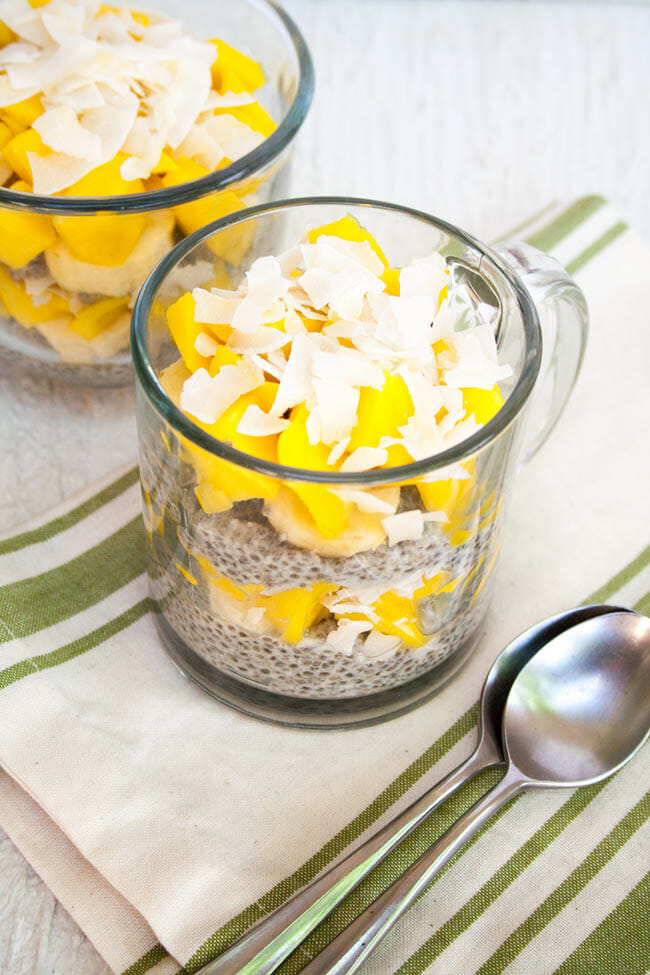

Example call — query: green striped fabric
[0,196,647,975]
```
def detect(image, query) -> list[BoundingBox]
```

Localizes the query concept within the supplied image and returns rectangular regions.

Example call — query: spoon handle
[197,746,495,975]
[300,770,526,975]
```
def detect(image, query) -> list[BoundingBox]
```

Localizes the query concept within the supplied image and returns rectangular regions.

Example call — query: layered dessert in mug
[140,215,514,717]
[0,0,283,364]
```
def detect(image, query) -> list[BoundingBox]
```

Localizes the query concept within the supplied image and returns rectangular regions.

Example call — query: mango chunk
[208,344,239,375]
[381,267,400,295]
[0,95,43,131]
[209,38,266,94]
[0,120,15,150]
[277,405,347,537]
[0,20,16,46]
[0,205,56,268]
[69,296,130,340]
[348,372,413,452]
[307,215,388,268]
[417,461,475,519]
[461,385,505,425]
[265,583,335,644]
[167,293,213,373]
[214,103,275,138]
[2,128,48,182]
[0,266,68,326]
[62,153,145,197]
[53,211,147,266]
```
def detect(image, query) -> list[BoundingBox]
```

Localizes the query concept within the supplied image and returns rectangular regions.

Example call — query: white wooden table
[1,1,649,971]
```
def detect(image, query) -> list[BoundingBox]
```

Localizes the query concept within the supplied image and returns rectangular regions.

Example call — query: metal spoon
[199,604,629,975]
[301,611,650,975]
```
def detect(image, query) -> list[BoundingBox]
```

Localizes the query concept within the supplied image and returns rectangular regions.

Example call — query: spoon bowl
[505,612,650,785]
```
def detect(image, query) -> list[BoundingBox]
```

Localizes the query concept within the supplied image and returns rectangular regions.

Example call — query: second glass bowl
[0,0,313,386]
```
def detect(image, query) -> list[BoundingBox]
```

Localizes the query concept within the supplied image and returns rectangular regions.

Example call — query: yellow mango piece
[348,372,413,452]
[2,128,48,182]
[62,153,144,197]
[210,388,278,462]
[0,121,12,150]
[372,590,428,648]
[151,150,179,175]
[68,296,130,340]
[307,214,388,267]
[209,38,265,94]
[461,385,505,425]
[0,204,56,268]
[166,293,213,373]
[28,0,51,7]
[208,344,239,375]
[0,20,16,45]
[0,95,43,130]
[53,211,147,266]
[215,103,275,138]
[194,480,232,514]
[131,10,149,26]
[381,267,400,295]
[162,158,252,261]
[176,562,198,585]
[266,582,335,644]
[417,461,475,519]
[277,405,347,537]
[0,266,68,326]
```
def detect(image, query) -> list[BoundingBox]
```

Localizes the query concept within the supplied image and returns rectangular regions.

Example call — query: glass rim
[132,195,542,486]
[0,0,314,216]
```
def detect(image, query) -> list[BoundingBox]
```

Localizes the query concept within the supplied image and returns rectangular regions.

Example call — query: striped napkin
[1,196,648,975]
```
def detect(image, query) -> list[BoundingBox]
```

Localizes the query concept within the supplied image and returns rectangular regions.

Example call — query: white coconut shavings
[237,404,290,437]
[180,361,263,424]
[443,326,513,390]
[311,379,359,445]
[327,438,350,466]
[382,510,427,547]
[173,221,511,460]
[270,332,313,417]
[362,630,402,659]
[334,488,397,515]
[399,254,448,299]
[339,446,388,474]
[192,288,239,326]
[194,331,219,357]
[326,618,373,656]
[0,0,268,192]
[228,325,291,355]
[245,606,266,627]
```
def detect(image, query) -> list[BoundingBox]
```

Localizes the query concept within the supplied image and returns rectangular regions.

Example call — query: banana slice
[265,485,400,558]
[45,211,174,298]
[35,310,131,361]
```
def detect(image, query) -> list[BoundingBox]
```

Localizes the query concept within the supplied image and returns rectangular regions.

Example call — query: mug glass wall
[132,199,586,728]
[0,0,313,386]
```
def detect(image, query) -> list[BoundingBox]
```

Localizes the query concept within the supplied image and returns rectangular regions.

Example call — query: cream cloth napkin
[0,197,648,975]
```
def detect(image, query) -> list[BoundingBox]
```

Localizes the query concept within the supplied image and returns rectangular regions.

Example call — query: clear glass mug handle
[494,241,589,462]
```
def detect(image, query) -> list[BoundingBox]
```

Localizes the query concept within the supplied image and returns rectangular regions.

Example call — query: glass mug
[0,0,313,386]
[131,198,588,728]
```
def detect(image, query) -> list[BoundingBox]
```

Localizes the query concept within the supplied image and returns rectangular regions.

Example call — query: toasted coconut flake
[245,606,266,627]
[33,105,102,160]
[194,331,218,357]
[326,618,373,655]
[327,437,350,466]
[400,254,448,298]
[193,287,240,326]
[237,404,290,437]
[339,446,388,474]
[382,510,425,546]
[180,361,263,424]
[228,324,291,355]
[335,488,396,515]
[271,332,313,416]
[362,630,402,658]
[312,378,359,444]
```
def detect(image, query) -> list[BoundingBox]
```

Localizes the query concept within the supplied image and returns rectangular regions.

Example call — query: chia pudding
[136,213,514,723]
